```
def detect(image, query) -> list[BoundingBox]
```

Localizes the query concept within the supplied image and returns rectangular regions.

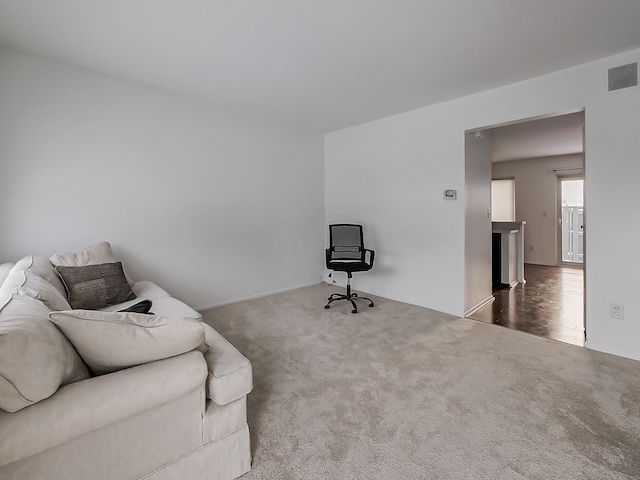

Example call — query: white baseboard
[196,281,321,311]
[464,295,495,317]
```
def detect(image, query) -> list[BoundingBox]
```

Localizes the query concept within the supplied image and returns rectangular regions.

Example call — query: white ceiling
[0,1,639,133]
[490,111,585,163]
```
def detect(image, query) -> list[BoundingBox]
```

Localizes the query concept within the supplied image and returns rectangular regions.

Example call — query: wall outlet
[610,303,624,320]
[320,273,336,284]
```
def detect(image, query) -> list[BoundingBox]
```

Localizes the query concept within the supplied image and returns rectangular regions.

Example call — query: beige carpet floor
[201,283,640,480]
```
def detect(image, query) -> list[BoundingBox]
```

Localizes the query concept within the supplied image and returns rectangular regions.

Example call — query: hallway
[469,264,584,346]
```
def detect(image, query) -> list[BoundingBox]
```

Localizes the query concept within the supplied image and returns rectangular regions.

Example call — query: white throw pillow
[0,295,91,412]
[49,310,206,375]
[50,241,134,286]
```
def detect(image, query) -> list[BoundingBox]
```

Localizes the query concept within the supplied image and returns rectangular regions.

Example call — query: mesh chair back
[329,224,364,261]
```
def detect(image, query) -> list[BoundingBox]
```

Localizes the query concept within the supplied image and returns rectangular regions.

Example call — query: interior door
[561,204,584,262]
[574,206,584,262]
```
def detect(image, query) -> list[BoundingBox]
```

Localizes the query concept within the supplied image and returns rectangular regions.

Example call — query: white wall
[465,130,493,315]
[325,109,466,314]
[325,48,640,360]
[493,154,583,265]
[0,47,325,308]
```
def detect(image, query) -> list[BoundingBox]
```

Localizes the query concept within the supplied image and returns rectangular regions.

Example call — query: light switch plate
[443,189,457,200]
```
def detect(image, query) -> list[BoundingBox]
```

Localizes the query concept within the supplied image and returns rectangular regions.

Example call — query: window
[491,179,515,222]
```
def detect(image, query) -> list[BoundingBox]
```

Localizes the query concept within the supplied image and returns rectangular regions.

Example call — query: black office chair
[324,224,375,314]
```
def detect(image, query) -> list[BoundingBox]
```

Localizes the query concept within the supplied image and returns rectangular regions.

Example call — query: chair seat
[327,260,372,273]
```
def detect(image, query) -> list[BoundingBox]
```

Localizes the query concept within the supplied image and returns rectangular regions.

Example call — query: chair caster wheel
[324,305,330,309]
[351,309,357,314]
[368,303,374,308]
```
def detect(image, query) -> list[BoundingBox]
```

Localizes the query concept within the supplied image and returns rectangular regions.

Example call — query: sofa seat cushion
[202,323,253,406]
[0,351,207,468]
[50,241,134,286]
[101,284,202,320]
[0,255,70,311]
[98,280,171,313]
[0,295,90,413]
[150,296,203,319]
[49,309,206,375]
[131,280,171,300]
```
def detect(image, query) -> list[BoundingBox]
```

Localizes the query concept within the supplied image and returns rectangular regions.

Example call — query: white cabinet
[492,221,526,287]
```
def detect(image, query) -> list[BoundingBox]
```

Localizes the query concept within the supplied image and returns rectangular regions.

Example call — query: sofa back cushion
[0,255,71,311]
[0,295,90,412]
[50,241,134,286]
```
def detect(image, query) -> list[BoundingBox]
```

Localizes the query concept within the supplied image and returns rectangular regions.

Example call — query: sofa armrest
[0,351,207,467]
[202,323,253,406]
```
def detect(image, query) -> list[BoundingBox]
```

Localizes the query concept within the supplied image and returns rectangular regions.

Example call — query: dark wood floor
[468,264,585,346]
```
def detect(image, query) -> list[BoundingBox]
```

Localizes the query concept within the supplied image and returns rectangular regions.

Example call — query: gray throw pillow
[56,262,136,310]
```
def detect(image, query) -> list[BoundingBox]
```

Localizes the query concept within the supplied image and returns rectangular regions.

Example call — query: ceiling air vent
[608,63,638,91]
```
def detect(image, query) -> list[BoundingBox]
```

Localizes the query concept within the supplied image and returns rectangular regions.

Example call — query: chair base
[324,280,374,314]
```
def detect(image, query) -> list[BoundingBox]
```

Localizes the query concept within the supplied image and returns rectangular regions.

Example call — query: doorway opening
[464,110,586,346]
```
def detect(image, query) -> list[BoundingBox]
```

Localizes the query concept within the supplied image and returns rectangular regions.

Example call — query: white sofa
[0,243,252,480]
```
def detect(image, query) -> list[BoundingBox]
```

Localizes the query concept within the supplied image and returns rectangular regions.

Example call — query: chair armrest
[325,248,332,268]
[365,249,375,267]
